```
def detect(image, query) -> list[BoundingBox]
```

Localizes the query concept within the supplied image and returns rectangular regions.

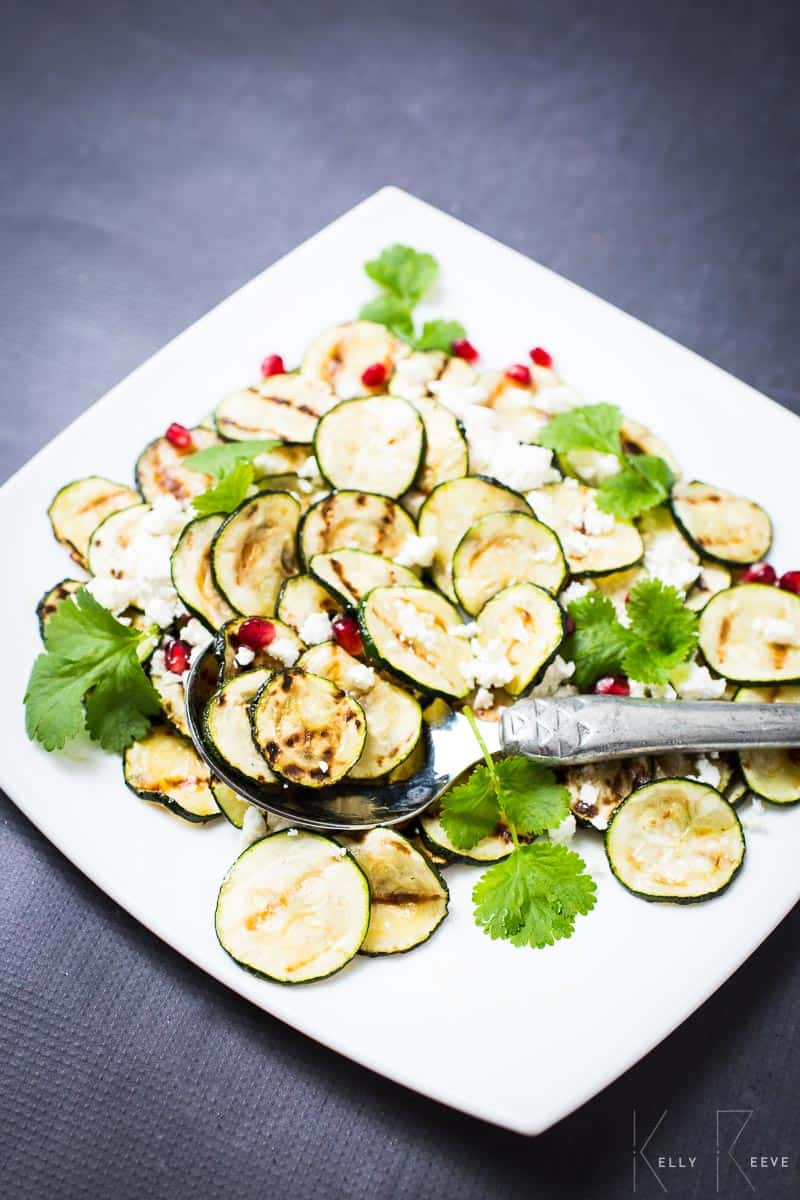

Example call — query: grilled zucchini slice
[211,491,300,616]
[419,807,515,863]
[564,756,654,831]
[340,828,449,955]
[298,491,416,565]
[314,395,425,498]
[418,476,532,602]
[215,617,302,681]
[297,642,422,779]
[671,480,772,566]
[685,562,732,612]
[408,394,468,496]
[215,830,370,984]
[276,573,340,634]
[136,427,220,503]
[150,670,190,738]
[251,669,367,787]
[215,375,336,444]
[528,481,643,576]
[359,585,473,699]
[210,777,250,828]
[87,503,148,581]
[123,725,219,822]
[36,579,83,635]
[699,584,800,684]
[735,685,800,805]
[203,669,277,787]
[474,583,564,696]
[606,778,744,902]
[48,477,140,568]
[302,320,405,399]
[171,514,236,630]
[309,549,422,608]
[453,512,566,614]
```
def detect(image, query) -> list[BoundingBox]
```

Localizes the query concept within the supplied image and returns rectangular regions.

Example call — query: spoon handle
[500,697,800,765]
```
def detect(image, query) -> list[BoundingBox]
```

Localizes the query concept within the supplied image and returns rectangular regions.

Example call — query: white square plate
[2,187,798,1135]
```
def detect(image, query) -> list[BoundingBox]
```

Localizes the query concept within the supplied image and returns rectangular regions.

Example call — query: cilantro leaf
[596,455,672,519]
[364,244,438,305]
[439,763,500,850]
[563,592,630,689]
[414,319,466,353]
[184,439,281,479]
[622,578,698,684]
[192,461,254,516]
[494,758,570,836]
[538,403,623,457]
[472,842,597,949]
[25,590,160,752]
[358,294,415,341]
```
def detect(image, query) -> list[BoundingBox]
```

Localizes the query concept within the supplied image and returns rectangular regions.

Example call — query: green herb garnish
[359,244,465,352]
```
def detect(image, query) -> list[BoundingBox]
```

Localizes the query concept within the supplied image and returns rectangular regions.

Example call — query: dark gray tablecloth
[1,2,798,1196]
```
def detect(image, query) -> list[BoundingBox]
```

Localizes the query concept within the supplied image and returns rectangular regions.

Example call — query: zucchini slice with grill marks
[123,725,219,822]
[735,685,800,805]
[453,512,567,614]
[528,480,643,576]
[215,374,336,444]
[171,514,236,630]
[685,561,732,612]
[251,669,367,787]
[699,584,800,684]
[215,617,302,681]
[204,668,277,787]
[408,394,468,496]
[339,828,449,955]
[671,480,772,566]
[87,503,148,582]
[297,642,422,779]
[314,395,425,498]
[605,778,745,902]
[299,491,416,565]
[211,491,300,616]
[419,807,515,864]
[564,756,654,831]
[36,579,83,635]
[215,830,370,984]
[418,475,532,602]
[302,320,405,399]
[48,477,140,568]
[276,573,340,634]
[211,777,250,828]
[136,427,220,503]
[475,583,564,696]
[359,585,473,699]
[309,549,422,608]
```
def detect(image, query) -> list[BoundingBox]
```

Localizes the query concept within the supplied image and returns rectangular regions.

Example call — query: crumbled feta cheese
[86,575,138,614]
[462,408,560,492]
[182,617,212,648]
[429,363,492,415]
[239,805,268,850]
[343,662,375,694]
[753,617,800,646]
[452,621,479,639]
[566,451,620,484]
[298,455,321,479]
[582,506,615,536]
[394,534,437,569]
[473,686,495,710]
[687,756,721,789]
[299,611,334,645]
[644,530,700,592]
[577,782,600,808]
[148,647,169,679]
[671,659,726,700]
[318,760,329,775]
[563,529,591,558]
[531,655,576,697]
[530,384,582,415]
[389,350,445,399]
[396,601,437,647]
[549,814,577,845]
[87,502,189,629]
[269,637,301,667]
[235,645,256,667]
[116,615,132,626]
[334,844,349,858]
[559,580,595,607]
[467,638,515,690]
[741,797,767,834]
[287,827,299,837]
[141,494,192,537]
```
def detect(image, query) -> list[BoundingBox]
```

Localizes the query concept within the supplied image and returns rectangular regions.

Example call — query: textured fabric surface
[1,1,798,1196]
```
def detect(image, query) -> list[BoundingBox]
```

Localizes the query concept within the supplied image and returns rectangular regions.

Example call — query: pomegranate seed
[451,338,479,363]
[505,363,532,386]
[260,354,285,378]
[361,361,389,388]
[779,571,800,595]
[530,346,553,368]
[332,614,364,657]
[741,562,777,585]
[237,618,277,650]
[165,422,192,450]
[564,614,576,635]
[165,639,191,675]
[595,675,630,696]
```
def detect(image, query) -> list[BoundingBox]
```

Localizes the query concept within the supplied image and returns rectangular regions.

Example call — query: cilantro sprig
[565,578,699,688]
[359,244,466,352]
[538,403,673,518]
[185,438,282,517]
[440,711,596,950]
[25,590,160,753]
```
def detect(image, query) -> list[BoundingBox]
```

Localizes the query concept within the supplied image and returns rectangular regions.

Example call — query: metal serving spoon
[185,648,800,831]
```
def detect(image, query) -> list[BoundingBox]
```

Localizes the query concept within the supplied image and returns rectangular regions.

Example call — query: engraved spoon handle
[500,697,800,765]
